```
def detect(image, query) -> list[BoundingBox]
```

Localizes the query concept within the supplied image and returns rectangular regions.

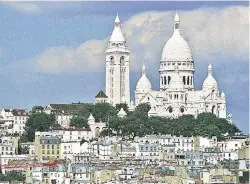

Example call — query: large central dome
[161,13,193,62]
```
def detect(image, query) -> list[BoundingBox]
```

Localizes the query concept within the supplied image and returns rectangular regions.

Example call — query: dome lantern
[174,12,180,33]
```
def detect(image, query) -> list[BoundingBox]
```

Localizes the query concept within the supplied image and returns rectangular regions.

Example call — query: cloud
[30,6,248,74]
[4,2,42,14]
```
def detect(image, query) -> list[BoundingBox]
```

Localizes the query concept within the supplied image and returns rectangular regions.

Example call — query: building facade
[105,14,130,106]
[134,13,227,119]
[103,13,227,119]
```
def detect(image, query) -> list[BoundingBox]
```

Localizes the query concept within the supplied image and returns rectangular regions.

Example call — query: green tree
[70,116,89,128]
[23,111,56,142]
[92,103,117,122]
[116,103,129,113]
[134,103,151,115]
[0,171,25,181]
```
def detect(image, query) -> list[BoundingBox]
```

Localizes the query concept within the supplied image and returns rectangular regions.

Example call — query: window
[168,107,173,113]
[183,76,186,85]
[164,76,167,85]
[175,23,179,29]
[180,108,184,113]
[168,76,171,85]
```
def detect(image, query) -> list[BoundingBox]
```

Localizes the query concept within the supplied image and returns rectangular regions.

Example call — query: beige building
[34,132,62,161]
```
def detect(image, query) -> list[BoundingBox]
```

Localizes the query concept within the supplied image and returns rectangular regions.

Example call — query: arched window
[168,76,171,85]
[120,56,125,66]
[168,107,173,113]
[161,77,163,85]
[175,23,179,29]
[95,127,100,137]
[164,76,167,85]
[190,76,193,85]
[187,76,190,85]
[181,94,183,100]
[183,76,186,85]
[212,105,216,114]
[120,56,125,62]
[180,107,185,113]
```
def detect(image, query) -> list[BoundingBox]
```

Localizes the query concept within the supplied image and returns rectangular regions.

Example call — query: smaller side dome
[202,64,218,90]
[88,114,95,121]
[117,108,127,118]
[136,64,152,92]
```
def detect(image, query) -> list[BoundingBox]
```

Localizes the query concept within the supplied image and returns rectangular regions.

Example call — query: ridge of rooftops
[2,108,28,116]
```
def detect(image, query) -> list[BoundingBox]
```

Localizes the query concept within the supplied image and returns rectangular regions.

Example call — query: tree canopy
[99,103,241,140]
[22,102,241,142]
[0,172,25,181]
[21,111,56,142]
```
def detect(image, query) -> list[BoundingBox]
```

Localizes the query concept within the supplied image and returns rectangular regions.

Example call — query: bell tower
[105,14,130,106]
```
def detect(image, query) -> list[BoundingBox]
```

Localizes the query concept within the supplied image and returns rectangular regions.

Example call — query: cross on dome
[174,12,180,33]
[208,63,213,75]
[115,13,120,24]
[142,64,146,76]
[174,12,180,22]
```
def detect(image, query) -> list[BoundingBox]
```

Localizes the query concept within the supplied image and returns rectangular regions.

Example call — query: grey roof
[95,90,108,98]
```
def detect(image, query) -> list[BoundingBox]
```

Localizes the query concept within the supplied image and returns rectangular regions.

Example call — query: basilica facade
[103,13,226,119]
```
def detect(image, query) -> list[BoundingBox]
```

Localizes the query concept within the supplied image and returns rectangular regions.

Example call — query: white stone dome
[161,33,193,61]
[136,65,152,91]
[202,64,218,90]
[161,13,193,62]
[117,108,127,118]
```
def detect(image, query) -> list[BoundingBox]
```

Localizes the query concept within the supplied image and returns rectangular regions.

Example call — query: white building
[50,127,92,141]
[105,14,130,106]
[217,139,246,152]
[60,141,81,160]
[202,147,224,165]
[91,140,114,160]
[44,104,75,128]
[134,13,227,119]
[197,136,217,151]
[160,135,194,152]
[0,143,15,155]
[0,109,28,135]
[71,163,91,183]
[0,154,29,174]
